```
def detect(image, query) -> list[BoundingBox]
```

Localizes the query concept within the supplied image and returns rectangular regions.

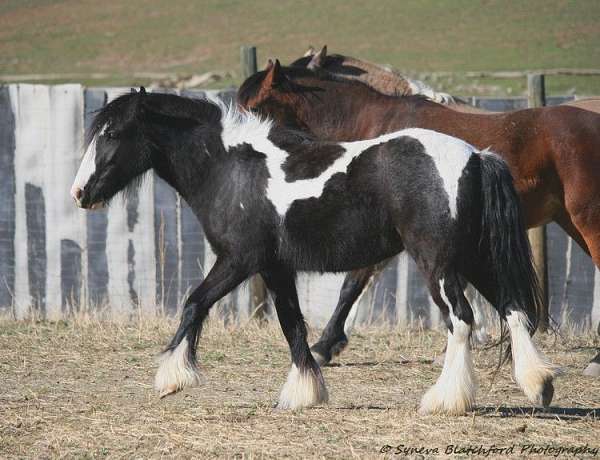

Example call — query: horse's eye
[106,131,117,139]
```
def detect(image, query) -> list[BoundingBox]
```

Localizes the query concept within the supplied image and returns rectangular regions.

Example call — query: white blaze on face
[70,124,105,205]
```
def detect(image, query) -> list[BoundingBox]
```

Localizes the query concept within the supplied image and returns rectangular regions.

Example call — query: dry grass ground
[1,316,600,459]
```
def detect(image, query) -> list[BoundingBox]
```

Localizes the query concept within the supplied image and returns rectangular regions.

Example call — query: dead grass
[1,316,600,459]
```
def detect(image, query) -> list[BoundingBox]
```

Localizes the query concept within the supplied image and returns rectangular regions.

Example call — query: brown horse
[294,46,455,104]
[295,46,600,116]
[238,61,600,375]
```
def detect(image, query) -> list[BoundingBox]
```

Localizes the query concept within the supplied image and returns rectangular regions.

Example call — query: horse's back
[561,97,600,115]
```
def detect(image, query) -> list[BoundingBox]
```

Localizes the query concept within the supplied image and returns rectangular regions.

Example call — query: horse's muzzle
[70,186,105,210]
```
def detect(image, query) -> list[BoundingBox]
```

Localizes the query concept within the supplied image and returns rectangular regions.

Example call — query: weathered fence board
[1,83,599,332]
[11,85,49,318]
[46,85,85,318]
[84,88,109,309]
[0,86,16,312]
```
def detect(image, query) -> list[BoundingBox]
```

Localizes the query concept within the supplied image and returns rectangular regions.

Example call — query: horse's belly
[280,200,403,272]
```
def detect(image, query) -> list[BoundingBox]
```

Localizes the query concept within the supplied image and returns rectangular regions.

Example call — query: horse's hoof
[158,384,178,399]
[418,391,473,416]
[583,362,600,377]
[537,378,554,407]
[277,364,329,409]
[310,335,348,366]
[330,336,349,357]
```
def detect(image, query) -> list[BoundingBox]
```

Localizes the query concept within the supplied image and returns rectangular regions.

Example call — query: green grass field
[1,0,600,95]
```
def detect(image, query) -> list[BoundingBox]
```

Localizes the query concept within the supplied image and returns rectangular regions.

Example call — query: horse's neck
[300,91,421,140]
[314,93,497,144]
[152,128,221,203]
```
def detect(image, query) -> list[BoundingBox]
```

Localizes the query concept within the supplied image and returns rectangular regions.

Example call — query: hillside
[1,0,599,95]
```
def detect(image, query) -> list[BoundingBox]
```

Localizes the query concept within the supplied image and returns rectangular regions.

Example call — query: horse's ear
[139,86,147,95]
[263,59,283,87]
[303,46,316,57]
[130,88,137,94]
[307,45,327,70]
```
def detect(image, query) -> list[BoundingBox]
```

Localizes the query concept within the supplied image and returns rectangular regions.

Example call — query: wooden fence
[0,83,599,330]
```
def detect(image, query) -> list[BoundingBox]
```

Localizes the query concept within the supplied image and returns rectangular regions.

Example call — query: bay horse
[71,89,556,414]
[295,46,455,104]
[237,61,600,373]
[294,46,600,116]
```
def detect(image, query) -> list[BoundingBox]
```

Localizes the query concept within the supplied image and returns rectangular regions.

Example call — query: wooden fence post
[527,73,549,332]
[240,46,257,80]
[240,46,267,318]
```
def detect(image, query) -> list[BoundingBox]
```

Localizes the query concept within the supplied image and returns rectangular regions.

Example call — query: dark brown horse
[238,60,600,375]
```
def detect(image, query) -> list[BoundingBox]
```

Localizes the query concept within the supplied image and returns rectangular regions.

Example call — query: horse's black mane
[87,91,223,148]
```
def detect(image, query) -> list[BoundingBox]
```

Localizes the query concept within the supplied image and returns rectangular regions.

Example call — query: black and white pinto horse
[71,89,557,414]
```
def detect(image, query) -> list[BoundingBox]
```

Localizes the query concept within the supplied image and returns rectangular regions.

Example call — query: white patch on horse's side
[218,102,474,218]
[154,337,200,397]
[277,363,328,409]
[399,129,473,219]
[71,123,107,200]
[407,78,455,104]
[419,283,476,415]
[506,311,557,404]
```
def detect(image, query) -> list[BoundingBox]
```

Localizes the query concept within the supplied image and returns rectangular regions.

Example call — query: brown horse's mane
[237,64,434,110]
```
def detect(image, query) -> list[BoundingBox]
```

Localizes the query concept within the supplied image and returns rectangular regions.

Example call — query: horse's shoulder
[268,129,346,181]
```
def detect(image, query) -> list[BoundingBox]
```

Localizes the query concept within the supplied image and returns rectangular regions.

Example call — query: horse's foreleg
[262,264,328,409]
[154,257,250,398]
[311,261,387,365]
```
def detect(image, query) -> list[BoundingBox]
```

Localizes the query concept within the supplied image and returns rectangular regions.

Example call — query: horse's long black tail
[461,151,542,335]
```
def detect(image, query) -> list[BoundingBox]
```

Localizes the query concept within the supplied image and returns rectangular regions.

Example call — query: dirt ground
[1,317,600,459]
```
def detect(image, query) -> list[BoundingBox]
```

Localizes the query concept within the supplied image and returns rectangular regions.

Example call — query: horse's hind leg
[568,215,600,376]
[262,264,328,409]
[432,281,489,367]
[505,307,556,406]
[311,261,388,365]
[466,285,491,346]
[464,267,557,406]
[419,272,477,415]
[559,151,600,375]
